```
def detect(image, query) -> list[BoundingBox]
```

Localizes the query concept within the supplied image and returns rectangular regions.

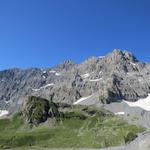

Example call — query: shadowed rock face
[0,49,150,111]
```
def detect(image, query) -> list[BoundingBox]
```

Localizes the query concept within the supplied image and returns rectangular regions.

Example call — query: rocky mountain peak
[104,49,139,67]
[56,60,76,71]
[63,60,75,65]
[105,49,124,62]
[123,50,138,62]
[111,49,123,55]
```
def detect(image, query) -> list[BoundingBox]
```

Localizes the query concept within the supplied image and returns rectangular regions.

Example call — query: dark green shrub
[124,132,137,144]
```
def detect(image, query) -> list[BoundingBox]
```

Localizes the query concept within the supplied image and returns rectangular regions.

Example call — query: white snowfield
[0,110,9,117]
[115,112,125,115]
[89,78,102,82]
[99,71,102,74]
[42,75,46,79]
[81,73,90,79]
[55,72,61,76]
[49,70,61,76]
[124,94,150,111]
[73,95,93,105]
[43,70,47,73]
[32,83,54,92]
[49,70,56,73]
[80,72,102,82]
[130,62,136,66]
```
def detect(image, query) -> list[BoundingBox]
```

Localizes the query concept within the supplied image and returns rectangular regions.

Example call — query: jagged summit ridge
[0,49,149,111]
[107,49,138,62]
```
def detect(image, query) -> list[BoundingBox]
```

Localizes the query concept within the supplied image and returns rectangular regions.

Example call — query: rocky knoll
[21,96,106,126]
[22,96,60,125]
[0,49,150,111]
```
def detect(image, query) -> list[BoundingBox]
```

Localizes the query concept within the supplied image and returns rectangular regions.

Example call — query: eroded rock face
[0,49,150,110]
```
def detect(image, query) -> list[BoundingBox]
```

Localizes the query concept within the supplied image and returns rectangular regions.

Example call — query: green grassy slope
[0,106,145,149]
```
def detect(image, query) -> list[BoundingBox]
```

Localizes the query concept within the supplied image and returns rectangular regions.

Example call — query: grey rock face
[0,49,150,111]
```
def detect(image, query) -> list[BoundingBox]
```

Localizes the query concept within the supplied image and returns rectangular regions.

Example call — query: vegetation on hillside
[0,96,145,149]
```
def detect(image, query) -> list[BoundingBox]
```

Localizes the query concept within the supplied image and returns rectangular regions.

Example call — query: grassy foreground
[0,106,145,149]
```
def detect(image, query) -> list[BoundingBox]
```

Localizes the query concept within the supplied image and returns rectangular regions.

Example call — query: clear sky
[0,0,150,70]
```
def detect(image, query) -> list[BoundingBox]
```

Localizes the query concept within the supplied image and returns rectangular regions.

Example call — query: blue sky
[0,0,149,70]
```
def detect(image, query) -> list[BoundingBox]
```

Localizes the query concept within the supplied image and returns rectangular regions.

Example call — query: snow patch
[73,95,93,105]
[55,72,61,76]
[81,73,90,79]
[5,101,10,104]
[115,112,125,115]
[49,70,56,73]
[49,70,61,76]
[32,83,54,92]
[43,71,47,73]
[0,110,9,117]
[99,71,102,75]
[124,94,150,111]
[42,75,46,79]
[130,62,136,66]
[89,78,102,82]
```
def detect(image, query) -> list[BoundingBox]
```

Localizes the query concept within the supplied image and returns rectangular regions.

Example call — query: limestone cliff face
[0,49,150,111]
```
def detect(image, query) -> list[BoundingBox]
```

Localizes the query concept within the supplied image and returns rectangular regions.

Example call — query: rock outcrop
[22,96,60,125]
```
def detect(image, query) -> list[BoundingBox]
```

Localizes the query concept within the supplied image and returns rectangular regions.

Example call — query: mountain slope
[0,49,150,113]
